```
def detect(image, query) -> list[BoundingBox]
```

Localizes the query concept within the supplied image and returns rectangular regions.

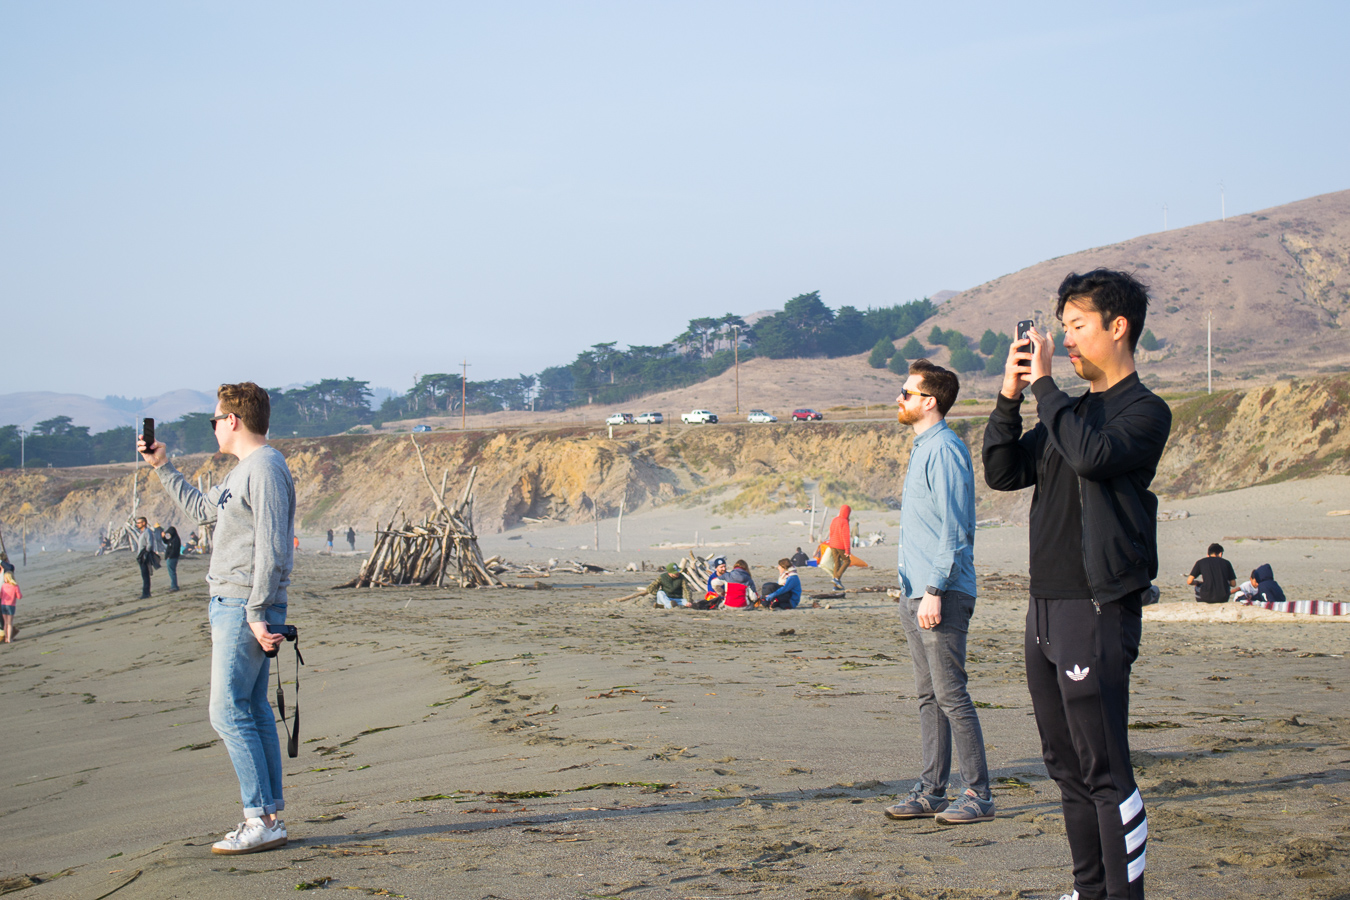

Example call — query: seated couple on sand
[647,557,802,610]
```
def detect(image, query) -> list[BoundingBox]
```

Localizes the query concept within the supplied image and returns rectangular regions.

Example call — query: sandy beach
[2,477,1348,899]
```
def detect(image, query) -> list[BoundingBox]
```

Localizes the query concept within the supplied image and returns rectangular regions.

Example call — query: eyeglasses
[209,413,233,432]
[899,388,933,401]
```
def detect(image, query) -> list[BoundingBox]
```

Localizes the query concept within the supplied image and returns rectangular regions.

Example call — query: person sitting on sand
[705,557,729,604]
[1,563,20,643]
[1187,542,1237,604]
[1235,563,1285,604]
[822,505,852,590]
[722,559,759,608]
[647,563,687,609]
[762,559,802,609]
[790,547,810,569]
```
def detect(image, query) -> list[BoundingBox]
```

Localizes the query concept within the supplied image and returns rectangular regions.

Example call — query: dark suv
[791,409,823,421]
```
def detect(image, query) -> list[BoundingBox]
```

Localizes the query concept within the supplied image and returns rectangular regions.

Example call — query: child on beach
[2,565,21,643]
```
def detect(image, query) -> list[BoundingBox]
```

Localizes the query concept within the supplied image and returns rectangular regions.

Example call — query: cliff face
[1158,376,1350,494]
[4,375,1348,548]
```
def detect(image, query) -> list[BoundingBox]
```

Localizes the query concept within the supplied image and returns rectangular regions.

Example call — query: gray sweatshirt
[155,446,296,621]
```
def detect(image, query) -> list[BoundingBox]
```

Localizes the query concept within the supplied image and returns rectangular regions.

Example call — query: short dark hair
[1056,268,1150,352]
[218,382,271,436]
[909,358,959,416]
[1207,543,1224,556]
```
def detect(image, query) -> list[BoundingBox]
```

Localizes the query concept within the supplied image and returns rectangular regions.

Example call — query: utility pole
[460,359,470,430]
[732,325,740,414]
[1207,310,1213,394]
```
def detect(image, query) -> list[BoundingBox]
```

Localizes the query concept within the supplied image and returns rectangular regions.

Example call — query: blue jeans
[900,590,990,799]
[166,557,179,590]
[208,597,286,818]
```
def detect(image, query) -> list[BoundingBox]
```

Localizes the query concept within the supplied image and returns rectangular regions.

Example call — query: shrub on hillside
[868,337,894,369]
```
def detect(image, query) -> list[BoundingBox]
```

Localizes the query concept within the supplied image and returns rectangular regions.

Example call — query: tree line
[2,293,936,466]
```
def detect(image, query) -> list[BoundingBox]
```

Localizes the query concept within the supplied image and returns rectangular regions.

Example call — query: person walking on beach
[984,269,1170,900]
[326,528,334,550]
[139,381,296,856]
[131,517,161,599]
[1,563,20,643]
[885,359,993,825]
[1186,543,1236,604]
[346,526,356,551]
[823,506,852,589]
[163,526,182,593]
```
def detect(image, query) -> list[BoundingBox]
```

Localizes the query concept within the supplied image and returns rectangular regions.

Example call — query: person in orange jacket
[822,504,852,590]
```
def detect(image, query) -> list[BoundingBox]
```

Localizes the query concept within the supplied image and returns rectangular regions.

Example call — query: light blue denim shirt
[897,420,977,599]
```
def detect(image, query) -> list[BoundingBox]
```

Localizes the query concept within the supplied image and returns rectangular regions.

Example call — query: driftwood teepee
[338,437,502,589]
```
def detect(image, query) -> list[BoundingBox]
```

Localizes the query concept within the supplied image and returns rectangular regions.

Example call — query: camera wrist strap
[273,640,305,758]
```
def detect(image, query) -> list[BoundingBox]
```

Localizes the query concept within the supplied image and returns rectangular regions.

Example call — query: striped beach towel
[1235,596,1350,616]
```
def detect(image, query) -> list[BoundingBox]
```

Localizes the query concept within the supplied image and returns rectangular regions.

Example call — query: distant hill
[0,390,216,432]
[926,189,1350,387]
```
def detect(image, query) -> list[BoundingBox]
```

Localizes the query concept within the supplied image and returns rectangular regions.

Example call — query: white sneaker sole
[211,835,287,855]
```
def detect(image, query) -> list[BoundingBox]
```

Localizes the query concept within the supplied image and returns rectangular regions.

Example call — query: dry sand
[3,477,1349,899]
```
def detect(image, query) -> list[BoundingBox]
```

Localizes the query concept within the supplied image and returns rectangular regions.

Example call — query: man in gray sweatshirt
[139,381,295,855]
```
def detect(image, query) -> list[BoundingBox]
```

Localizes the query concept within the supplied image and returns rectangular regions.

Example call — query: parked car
[791,409,823,421]
[605,413,635,425]
[412,424,432,432]
[746,409,777,423]
[635,412,664,424]
[681,409,718,424]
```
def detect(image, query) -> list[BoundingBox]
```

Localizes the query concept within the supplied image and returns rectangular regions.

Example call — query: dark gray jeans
[900,590,990,799]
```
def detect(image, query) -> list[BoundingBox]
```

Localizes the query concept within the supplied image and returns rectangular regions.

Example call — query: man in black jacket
[983,269,1170,900]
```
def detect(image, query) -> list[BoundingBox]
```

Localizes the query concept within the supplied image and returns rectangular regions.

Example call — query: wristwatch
[925,585,944,598]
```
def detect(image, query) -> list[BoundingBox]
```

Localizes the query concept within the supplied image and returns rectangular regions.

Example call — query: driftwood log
[335,437,504,589]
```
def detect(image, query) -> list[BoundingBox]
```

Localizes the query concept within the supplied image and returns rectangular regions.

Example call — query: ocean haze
[0,390,215,432]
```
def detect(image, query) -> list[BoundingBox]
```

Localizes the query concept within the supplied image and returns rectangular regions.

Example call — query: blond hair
[3,571,16,586]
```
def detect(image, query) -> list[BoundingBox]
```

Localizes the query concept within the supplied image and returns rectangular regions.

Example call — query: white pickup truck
[681,409,719,424]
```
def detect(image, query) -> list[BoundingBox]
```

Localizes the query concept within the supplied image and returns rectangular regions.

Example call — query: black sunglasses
[209,413,232,432]
[899,388,933,401]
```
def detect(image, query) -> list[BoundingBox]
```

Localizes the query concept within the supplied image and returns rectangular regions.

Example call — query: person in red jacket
[823,504,852,590]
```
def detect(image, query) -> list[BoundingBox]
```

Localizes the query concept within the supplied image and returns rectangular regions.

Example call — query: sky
[3,1,1347,401]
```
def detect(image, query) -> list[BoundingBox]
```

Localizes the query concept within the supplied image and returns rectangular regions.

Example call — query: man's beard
[896,405,922,426]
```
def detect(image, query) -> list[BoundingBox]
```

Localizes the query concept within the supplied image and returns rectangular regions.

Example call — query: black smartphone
[142,417,155,449]
[1016,319,1034,345]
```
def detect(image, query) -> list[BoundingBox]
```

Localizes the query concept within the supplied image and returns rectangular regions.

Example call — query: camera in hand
[142,417,155,448]
[265,624,299,657]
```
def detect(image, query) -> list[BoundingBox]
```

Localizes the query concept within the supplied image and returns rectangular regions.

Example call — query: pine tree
[928,325,947,345]
[901,337,925,358]
[1139,329,1159,351]
[887,351,908,376]
[868,337,894,368]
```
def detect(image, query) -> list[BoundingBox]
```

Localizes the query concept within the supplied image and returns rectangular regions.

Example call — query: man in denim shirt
[884,359,993,825]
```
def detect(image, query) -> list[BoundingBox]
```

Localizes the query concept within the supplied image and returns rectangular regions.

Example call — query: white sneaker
[211,817,288,855]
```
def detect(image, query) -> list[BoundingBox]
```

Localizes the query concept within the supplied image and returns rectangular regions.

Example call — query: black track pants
[1026,596,1146,900]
